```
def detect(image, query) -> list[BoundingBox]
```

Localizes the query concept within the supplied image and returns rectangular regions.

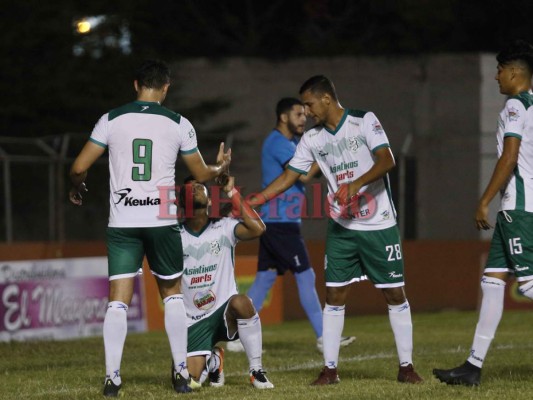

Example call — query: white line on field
[225,341,533,377]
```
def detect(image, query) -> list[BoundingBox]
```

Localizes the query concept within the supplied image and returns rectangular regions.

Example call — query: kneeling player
[178,176,274,389]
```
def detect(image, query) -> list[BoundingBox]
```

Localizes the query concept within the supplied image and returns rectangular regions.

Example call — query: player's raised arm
[223,176,266,240]
[182,142,231,183]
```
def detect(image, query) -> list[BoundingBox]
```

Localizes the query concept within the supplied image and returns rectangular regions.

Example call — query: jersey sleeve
[223,217,241,246]
[178,117,199,154]
[272,136,297,167]
[287,134,314,175]
[89,114,110,148]
[362,112,391,153]
[502,98,527,140]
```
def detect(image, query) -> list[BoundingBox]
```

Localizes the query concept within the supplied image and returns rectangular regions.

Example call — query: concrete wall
[170,55,483,240]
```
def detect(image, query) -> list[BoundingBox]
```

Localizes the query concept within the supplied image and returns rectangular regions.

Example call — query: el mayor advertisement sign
[0,257,146,342]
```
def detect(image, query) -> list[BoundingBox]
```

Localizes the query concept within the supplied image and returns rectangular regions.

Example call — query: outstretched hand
[69,183,88,206]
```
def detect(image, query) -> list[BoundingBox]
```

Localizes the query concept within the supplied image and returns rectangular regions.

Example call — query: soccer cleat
[316,336,356,353]
[103,378,121,397]
[189,378,202,390]
[226,338,245,352]
[433,361,481,386]
[208,346,225,387]
[250,369,274,389]
[397,364,423,384]
[311,366,340,385]
[171,361,193,393]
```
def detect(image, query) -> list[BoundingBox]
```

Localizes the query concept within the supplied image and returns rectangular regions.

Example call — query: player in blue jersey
[228,98,354,353]
[434,40,533,386]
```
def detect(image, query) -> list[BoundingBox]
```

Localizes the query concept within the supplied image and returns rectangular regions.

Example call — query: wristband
[227,188,238,198]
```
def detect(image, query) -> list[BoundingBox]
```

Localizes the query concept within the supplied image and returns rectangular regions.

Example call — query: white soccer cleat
[226,338,245,352]
[250,369,274,389]
[317,335,356,353]
[208,346,225,387]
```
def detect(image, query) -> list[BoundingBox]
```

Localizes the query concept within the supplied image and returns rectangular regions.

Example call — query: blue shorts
[258,223,311,275]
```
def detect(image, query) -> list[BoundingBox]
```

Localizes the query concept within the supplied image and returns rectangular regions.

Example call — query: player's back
[91,100,197,227]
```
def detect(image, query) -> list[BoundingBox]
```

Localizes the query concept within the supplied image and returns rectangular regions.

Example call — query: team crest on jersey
[210,240,221,255]
[348,136,363,152]
[507,106,520,122]
[372,121,384,135]
[193,290,216,310]
[188,128,196,138]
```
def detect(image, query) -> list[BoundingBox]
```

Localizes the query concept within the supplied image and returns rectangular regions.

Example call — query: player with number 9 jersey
[90,102,198,227]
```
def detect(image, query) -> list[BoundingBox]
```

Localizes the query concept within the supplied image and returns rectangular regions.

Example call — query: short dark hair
[276,97,303,120]
[496,39,533,73]
[135,59,171,89]
[299,75,338,101]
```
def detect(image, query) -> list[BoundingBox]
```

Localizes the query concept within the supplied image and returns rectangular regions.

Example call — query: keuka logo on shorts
[114,187,161,206]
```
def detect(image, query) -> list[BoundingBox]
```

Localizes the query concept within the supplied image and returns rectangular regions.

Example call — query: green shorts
[187,299,239,356]
[325,220,405,288]
[485,210,533,281]
[106,225,183,280]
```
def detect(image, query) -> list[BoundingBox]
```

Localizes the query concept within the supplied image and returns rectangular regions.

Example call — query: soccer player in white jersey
[433,40,533,386]
[178,176,274,389]
[68,60,231,397]
[249,75,422,385]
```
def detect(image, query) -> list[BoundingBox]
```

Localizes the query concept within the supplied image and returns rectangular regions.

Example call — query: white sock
[467,276,505,368]
[388,301,413,366]
[237,313,263,371]
[207,350,221,372]
[103,301,128,385]
[323,303,345,369]
[164,295,189,379]
[518,280,533,300]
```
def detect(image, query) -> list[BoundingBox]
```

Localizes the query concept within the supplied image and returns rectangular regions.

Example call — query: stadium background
[1,0,533,335]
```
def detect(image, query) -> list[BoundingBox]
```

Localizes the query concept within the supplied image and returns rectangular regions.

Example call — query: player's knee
[382,286,406,305]
[229,294,256,318]
[325,286,348,306]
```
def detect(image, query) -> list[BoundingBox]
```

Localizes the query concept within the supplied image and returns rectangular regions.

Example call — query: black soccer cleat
[103,378,121,397]
[171,360,192,394]
[433,361,481,386]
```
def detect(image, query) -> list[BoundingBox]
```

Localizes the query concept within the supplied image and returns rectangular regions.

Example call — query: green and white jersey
[497,90,533,212]
[90,101,198,227]
[180,218,241,327]
[289,109,396,231]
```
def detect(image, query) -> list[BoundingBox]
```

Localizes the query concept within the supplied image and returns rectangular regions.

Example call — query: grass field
[1,310,532,399]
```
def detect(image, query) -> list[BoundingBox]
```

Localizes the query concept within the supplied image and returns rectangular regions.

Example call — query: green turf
[1,310,532,399]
